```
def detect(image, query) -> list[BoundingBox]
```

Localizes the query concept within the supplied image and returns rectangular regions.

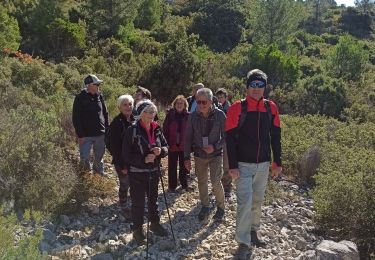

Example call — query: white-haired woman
[108,94,135,220]
[122,100,169,245]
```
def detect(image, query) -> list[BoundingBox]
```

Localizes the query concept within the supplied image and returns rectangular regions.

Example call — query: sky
[335,0,355,6]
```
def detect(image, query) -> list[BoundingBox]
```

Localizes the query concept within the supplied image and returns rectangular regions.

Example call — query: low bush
[0,106,78,214]
[0,209,45,259]
[281,114,375,258]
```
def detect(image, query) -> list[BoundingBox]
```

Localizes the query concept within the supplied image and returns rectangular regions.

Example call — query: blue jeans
[79,135,105,174]
[235,161,269,247]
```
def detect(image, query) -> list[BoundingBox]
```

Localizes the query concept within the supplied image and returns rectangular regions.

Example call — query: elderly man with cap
[72,74,109,175]
[225,69,282,259]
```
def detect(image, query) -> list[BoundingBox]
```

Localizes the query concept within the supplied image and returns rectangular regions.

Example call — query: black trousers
[168,151,188,190]
[129,171,160,229]
[115,166,130,209]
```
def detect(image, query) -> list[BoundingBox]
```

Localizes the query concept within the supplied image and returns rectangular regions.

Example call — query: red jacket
[225,96,281,169]
[163,109,189,152]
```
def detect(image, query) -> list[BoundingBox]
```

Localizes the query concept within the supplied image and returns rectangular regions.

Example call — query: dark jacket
[163,109,189,152]
[72,90,109,138]
[221,101,231,114]
[184,107,226,159]
[122,120,168,170]
[109,113,134,169]
[225,96,282,169]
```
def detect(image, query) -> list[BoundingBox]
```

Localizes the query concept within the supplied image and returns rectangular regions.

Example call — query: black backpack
[105,117,128,155]
[237,98,273,132]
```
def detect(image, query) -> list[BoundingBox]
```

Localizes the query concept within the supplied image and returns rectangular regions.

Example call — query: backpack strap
[238,99,247,130]
[263,99,273,127]
[131,123,138,145]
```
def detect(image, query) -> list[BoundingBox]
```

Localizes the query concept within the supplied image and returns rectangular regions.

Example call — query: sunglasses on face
[197,100,209,105]
[248,81,266,89]
[93,83,101,86]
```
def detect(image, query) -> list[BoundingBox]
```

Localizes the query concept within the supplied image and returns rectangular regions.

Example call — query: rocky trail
[38,160,360,260]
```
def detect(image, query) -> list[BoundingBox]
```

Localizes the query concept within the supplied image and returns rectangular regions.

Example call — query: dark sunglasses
[248,81,266,89]
[93,83,101,86]
[197,100,208,105]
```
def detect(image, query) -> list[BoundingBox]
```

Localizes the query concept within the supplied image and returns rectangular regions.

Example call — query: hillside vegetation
[0,0,374,258]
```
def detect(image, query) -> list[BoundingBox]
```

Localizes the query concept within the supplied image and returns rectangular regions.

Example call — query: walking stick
[146,164,152,260]
[158,164,176,246]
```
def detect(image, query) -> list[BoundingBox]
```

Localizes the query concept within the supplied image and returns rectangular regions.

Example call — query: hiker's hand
[78,137,85,145]
[121,168,128,175]
[145,154,156,163]
[229,169,240,180]
[202,145,214,154]
[151,147,161,156]
[184,159,191,171]
[271,166,282,180]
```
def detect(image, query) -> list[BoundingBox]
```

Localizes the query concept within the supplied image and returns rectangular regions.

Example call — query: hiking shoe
[133,227,145,245]
[150,222,168,237]
[251,230,266,247]
[213,207,225,221]
[233,243,251,260]
[198,206,210,222]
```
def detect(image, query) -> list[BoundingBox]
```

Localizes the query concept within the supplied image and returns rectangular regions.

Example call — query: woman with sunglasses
[122,100,169,245]
[225,69,282,259]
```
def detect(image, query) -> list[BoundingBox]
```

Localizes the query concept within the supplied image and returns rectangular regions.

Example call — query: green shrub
[313,145,375,258]
[0,209,45,259]
[290,75,347,118]
[9,59,64,98]
[326,34,369,81]
[0,106,78,214]
[281,114,375,257]
[0,7,21,51]
[234,44,300,88]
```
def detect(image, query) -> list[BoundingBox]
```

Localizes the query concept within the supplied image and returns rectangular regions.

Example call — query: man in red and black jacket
[226,69,282,259]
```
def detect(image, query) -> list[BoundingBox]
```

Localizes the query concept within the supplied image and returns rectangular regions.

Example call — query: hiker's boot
[150,222,168,237]
[133,227,145,245]
[198,206,210,222]
[233,243,252,260]
[213,207,225,221]
[251,230,266,247]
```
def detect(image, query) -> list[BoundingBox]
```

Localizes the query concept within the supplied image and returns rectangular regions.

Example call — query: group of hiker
[72,69,282,259]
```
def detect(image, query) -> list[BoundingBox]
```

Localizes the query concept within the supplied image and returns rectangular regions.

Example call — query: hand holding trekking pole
[145,154,156,163]
[151,147,161,156]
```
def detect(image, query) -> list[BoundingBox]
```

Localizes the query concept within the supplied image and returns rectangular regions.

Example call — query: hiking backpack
[105,117,128,155]
[237,98,273,131]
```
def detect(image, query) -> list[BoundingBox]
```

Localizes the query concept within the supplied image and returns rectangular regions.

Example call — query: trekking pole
[158,164,176,246]
[146,164,152,260]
